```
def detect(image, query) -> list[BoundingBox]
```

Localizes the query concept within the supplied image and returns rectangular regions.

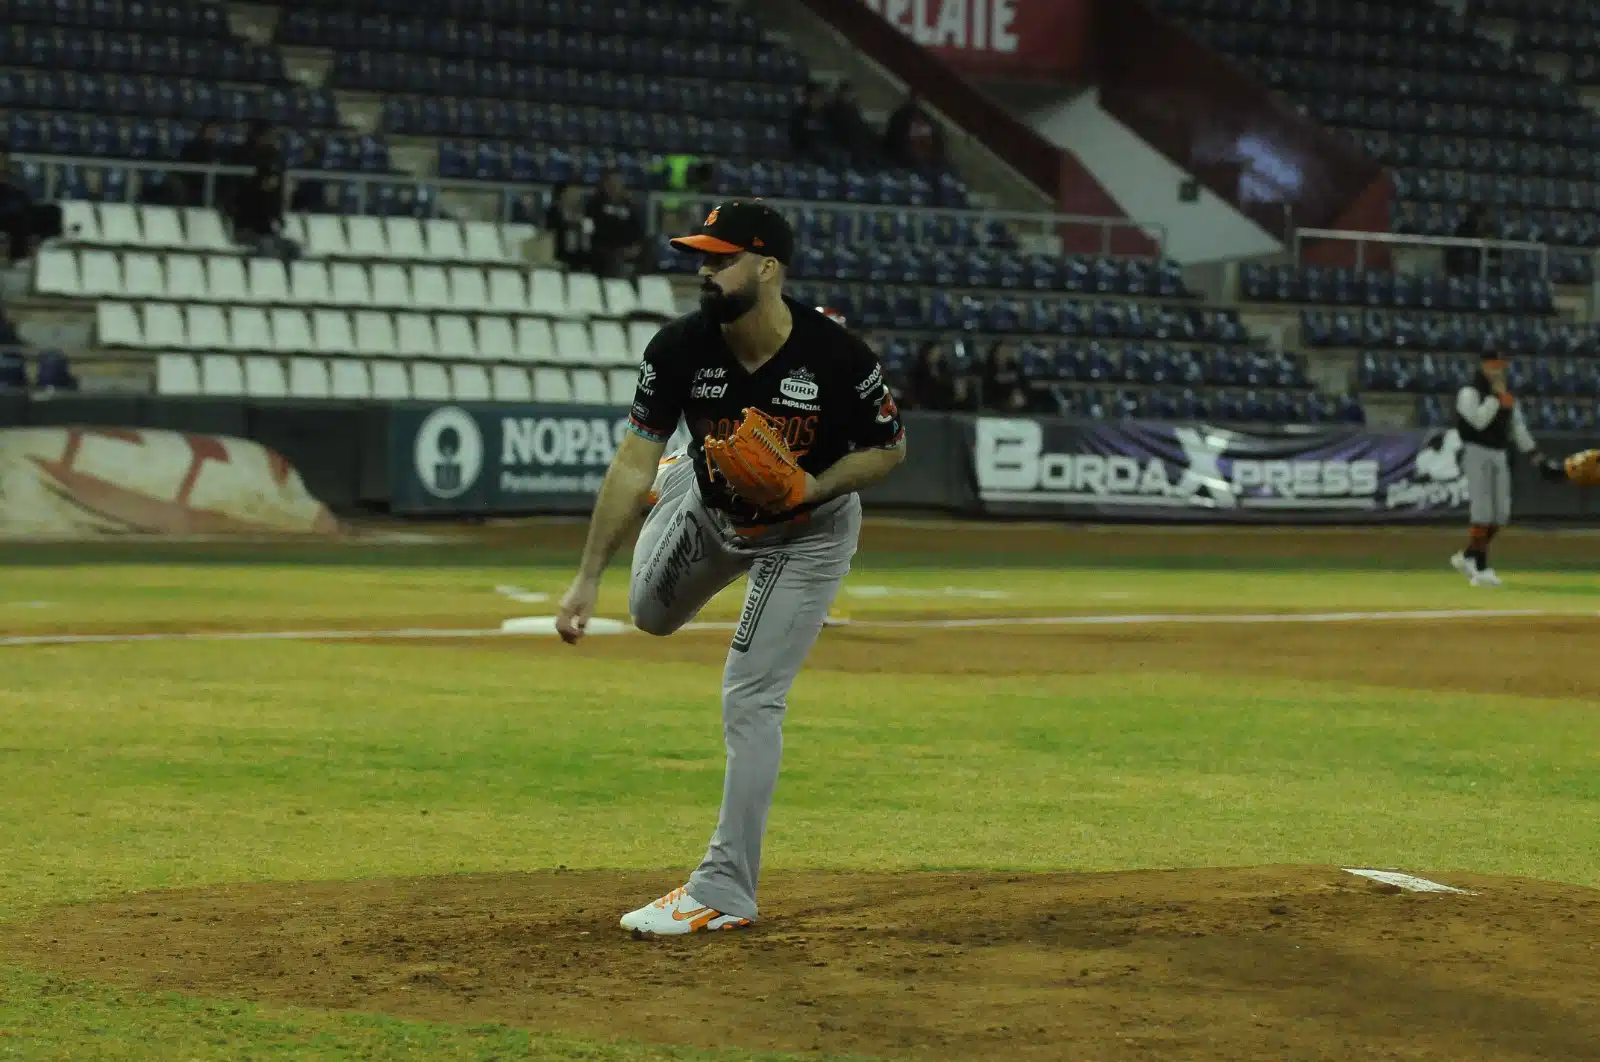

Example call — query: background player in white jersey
[555,200,906,935]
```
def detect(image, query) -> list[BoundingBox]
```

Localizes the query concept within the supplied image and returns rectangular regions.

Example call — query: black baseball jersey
[627,296,905,523]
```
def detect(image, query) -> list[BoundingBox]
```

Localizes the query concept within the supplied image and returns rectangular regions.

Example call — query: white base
[500,616,628,635]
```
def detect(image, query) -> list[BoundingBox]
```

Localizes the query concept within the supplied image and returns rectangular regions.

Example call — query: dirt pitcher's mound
[5,867,1599,1061]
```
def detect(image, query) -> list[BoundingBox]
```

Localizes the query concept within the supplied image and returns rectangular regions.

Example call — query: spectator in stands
[824,81,876,166]
[884,91,946,171]
[0,153,60,263]
[228,121,296,259]
[177,121,226,207]
[585,170,645,279]
[910,339,974,411]
[982,341,1030,412]
[1449,205,1496,279]
[789,82,835,163]
[546,182,595,272]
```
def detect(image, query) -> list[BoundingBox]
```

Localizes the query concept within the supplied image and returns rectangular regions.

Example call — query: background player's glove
[703,407,809,513]
[1564,448,1600,487]
[1536,452,1568,483]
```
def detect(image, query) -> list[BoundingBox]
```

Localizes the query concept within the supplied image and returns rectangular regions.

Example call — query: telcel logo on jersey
[690,367,728,400]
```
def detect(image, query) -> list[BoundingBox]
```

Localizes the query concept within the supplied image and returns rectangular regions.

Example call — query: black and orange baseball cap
[669,199,794,265]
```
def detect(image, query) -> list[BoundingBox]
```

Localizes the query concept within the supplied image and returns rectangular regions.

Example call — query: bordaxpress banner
[969,417,1472,521]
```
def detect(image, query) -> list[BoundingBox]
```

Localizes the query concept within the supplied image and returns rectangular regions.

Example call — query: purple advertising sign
[970,418,1471,522]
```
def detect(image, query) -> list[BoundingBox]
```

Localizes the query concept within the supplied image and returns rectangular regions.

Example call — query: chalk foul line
[1,608,1589,648]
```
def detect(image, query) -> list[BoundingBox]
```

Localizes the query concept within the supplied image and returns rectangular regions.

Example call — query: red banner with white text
[854,0,1090,81]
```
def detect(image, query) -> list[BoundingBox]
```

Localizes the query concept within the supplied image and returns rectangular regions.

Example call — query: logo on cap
[703,207,719,226]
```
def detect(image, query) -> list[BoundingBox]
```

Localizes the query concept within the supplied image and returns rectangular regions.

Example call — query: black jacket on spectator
[229,137,285,236]
[585,188,643,277]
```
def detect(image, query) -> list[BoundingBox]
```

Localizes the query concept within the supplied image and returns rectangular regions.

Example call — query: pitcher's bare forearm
[575,432,664,581]
[808,439,906,505]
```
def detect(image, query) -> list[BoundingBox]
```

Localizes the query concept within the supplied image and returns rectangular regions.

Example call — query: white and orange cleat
[619,886,752,936]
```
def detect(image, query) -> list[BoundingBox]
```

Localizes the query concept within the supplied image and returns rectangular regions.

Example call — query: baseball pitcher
[555,200,907,936]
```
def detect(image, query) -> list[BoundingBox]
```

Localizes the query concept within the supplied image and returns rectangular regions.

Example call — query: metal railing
[11,151,1168,258]
[1290,227,1560,282]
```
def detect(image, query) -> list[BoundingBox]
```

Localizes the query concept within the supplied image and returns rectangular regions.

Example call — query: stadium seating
[31,202,676,403]
[1154,0,1600,281]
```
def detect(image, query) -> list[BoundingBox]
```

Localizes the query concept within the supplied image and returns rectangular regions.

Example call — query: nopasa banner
[391,403,634,514]
[968,417,1474,522]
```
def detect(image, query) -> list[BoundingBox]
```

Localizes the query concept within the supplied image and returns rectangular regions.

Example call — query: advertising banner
[391,403,636,515]
[970,418,1472,522]
[852,0,1090,81]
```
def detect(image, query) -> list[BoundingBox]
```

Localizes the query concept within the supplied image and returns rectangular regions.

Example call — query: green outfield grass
[3,546,1600,1060]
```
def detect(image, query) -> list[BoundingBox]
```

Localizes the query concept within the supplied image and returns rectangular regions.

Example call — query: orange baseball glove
[1566,449,1600,487]
[703,407,809,512]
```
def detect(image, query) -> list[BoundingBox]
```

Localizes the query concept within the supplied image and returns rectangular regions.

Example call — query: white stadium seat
[353,310,395,357]
[290,260,333,306]
[516,317,556,362]
[203,256,247,303]
[97,302,144,347]
[244,355,288,398]
[451,363,492,401]
[433,314,477,360]
[201,353,245,396]
[608,368,637,405]
[229,306,274,352]
[589,319,630,366]
[315,309,358,356]
[140,206,186,249]
[166,254,207,301]
[395,312,437,358]
[384,217,428,260]
[370,264,410,308]
[533,367,572,402]
[304,215,349,258]
[98,203,142,245]
[156,352,200,395]
[503,223,536,259]
[476,316,516,361]
[330,359,372,399]
[448,266,490,312]
[79,250,122,297]
[637,275,678,317]
[411,361,451,400]
[182,208,232,252]
[492,365,533,401]
[60,201,100,243]
[627,320,660,361]
[183,304,227,351]
[529,269,566,317]
[267,308,313,354]
[565,272,605,319]
[410,265,452,310]
[346,216,388,259]
[552,320,595,365]
[33,248,79,296]
[121,251,165,300]
[571,369,608,404]
[488,269,529,313]
[462,220,506,263]
[331,262,373,307]
[289,357,332,399]
[280,214,308,248]
[371,361,412,400]
[145,303,189,349]
[602,277,641,317]
[248,257,290,304]
[425,219,469,262]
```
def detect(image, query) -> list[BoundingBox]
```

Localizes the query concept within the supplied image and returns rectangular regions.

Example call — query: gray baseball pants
[628,456,860,921]
[1463,442,1512,525]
